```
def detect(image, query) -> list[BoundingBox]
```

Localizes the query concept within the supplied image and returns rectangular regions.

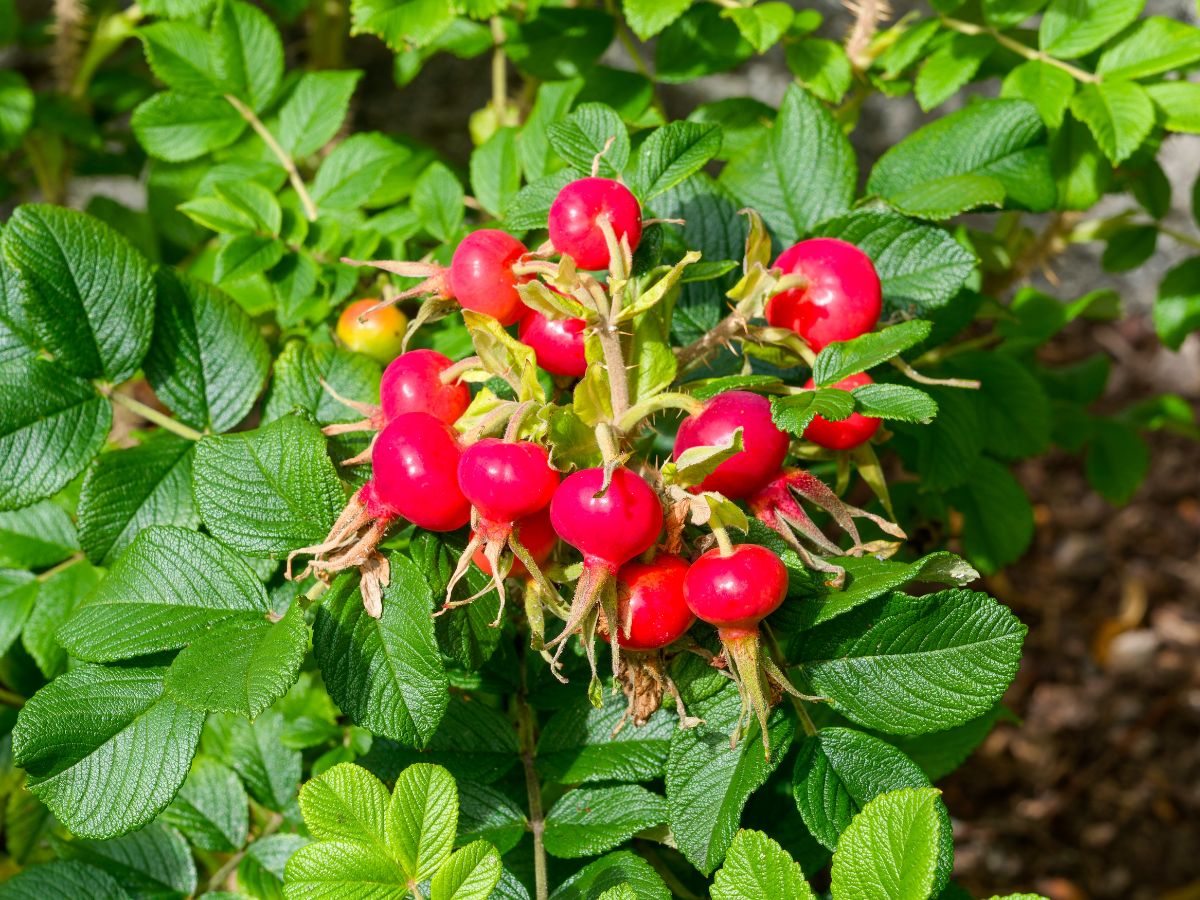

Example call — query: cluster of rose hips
[300,174,890,751]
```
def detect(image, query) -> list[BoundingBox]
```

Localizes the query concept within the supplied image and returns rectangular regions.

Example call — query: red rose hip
[519,310,588,378]
[599,554,694,651]
[379,349,470,426]
[449,229,530,326]
[372,412,471,532]
[548,177,643,270]
[801,373,881,450]
[765,238,882,352]
[673,391,789,500]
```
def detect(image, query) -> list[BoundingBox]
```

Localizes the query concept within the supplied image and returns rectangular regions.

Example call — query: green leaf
[723,2,793,54]
[721,84,856,246]
[431,840,503,900]
[3,204,155,383]
[311,133,420,211]
[852,383,937,423]
[1154,257,1200,350]
[829,788,943,900]
[0,570,37,659]
[160,756,249,852]
[1146,82,1200,133]
[298,762,392,864]
[656,5,753,84]
[132,92,247,162]
[313,561,448,746]
[212,0,283,111]
[785,37,853,105]
[1085,421,1149,505]
[812,212,976,316]
[623,0,691,40]
[371,696,518,784]
[1050,113,1112,210]
[264,339,382,426]
[278,70,361,157]
[239,834,308,900]
[886,174,1006,221]
[165,603,308,718]
[470,127,521,219]
[1100,15,1200,79]
[351,0,456,50]
[982,0,1047,28]
[205,712,301,811]
[545,785,667,858]
[869,99,1054,215]
[877,18,940,78]
[914,34,993,112]
[504,170,576,231]
[0,500,77,569]
[770,389,855,437]
[1039,0,1143,59]
[0,358,110,510]
[633,122,722,201]
[77,434,198,565]
[895,386,983,491]
[193,413,343,557]
[537,690,675,784]
[411,534,502,673]
[1101,224,1157,272]
[948,457,1035,574]
[215,181,283,235]
[457,781,526,854]
[215,234,285,283]
[59,525,270,661]
[710,830,815,900]
[145,268,269,432]
[12,666,205,839]
[793,590,1027,734]
[888,704,1009,781]
[22,561,100,678]
[813,321,932,386]
[1069,80,1154,165]
[666,687,795,874]
[139,21,222,95]
[55,822,197,897]
[547,103,629,179]
[0,70,34,153]
[503,8,614,82]
[787,551,979,632]
[413,162,465,242]
[283,839,404,898]
[0,860,129,900]
[946,352,1050,459]
[1000,60,1075,128]
[389,763,458,881]
[548,851,670,900]
[792,729,952,892]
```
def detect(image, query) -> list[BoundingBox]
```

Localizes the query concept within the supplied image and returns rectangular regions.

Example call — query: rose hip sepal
[672,390,790,500]
[765,237,882,352]
[684,543,801,758]
[801,373,881,450]
[286,412,471,619]
[443,438,560,625]
[748,468,906,587]
[548,177,643,271]
[545,466,664,686]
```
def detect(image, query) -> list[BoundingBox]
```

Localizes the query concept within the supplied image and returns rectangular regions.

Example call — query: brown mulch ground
[945,317,1200,900]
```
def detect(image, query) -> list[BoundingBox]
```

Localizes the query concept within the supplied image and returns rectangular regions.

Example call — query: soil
[944,315,1200,900]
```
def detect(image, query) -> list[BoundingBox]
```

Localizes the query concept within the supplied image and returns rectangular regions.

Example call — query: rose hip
[519,310,588,378]
[673,391,789,500]
[379,349,470,426]
[801,373,881,450]
[449,229,530,326]
[548,177,643,270]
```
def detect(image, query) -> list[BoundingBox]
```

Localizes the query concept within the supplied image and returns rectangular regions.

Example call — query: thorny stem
[941,16,1101,84]
[598,322,631,423]
[617,392,704,432]
[505,400,536,441]
[225,94,318,221]
[107,389,205,441]
[763,625,818,737]
[517,644,549,900]
[207,812,284,892]
[37,552,84,582]
[674,309,748,370]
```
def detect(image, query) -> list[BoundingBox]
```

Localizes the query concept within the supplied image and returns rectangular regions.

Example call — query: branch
[673,309,749,371]
[106,389,205,441]
[225,94,318,221]
[941,16,1100,84]
[517,646,549,900]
